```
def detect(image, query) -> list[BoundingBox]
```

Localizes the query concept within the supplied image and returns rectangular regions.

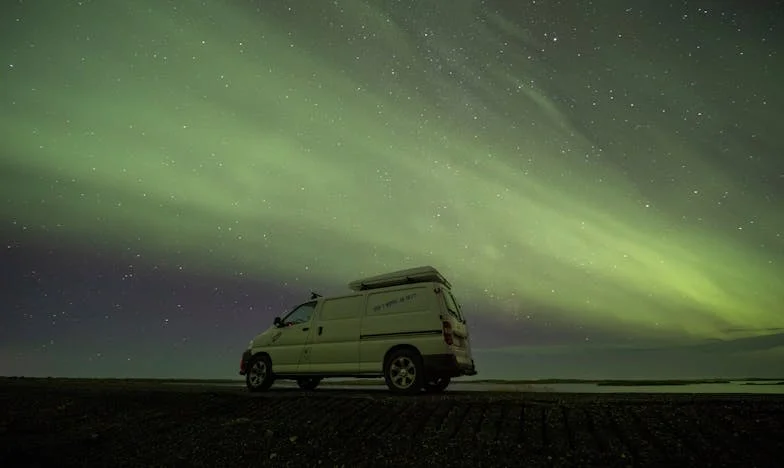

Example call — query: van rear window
[443,291,463,322]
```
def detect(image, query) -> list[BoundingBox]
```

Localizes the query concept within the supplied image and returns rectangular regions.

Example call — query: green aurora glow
[2,1,782,341]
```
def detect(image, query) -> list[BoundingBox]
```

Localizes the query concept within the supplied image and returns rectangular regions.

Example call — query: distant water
[468,381,784,394]
[202,380,784,394]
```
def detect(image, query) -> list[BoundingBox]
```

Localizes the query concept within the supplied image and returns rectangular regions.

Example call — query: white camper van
[239,266,477,394]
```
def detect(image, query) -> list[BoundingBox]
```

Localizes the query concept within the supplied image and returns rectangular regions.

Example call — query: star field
[1,0,783,379]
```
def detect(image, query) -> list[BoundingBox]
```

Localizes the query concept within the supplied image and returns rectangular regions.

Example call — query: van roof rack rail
[348,265,451,291]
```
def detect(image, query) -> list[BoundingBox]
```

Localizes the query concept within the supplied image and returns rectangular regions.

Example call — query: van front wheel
[384,349,424,395]
[246,355,274,392]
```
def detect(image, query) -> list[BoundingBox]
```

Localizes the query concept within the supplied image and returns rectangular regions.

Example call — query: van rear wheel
[296,377,321,390]
[384,349,424,395]
[246,355,275,392]
[425,377,451,392]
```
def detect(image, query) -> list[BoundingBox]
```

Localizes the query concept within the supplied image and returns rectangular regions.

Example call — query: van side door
[299,295,364,374]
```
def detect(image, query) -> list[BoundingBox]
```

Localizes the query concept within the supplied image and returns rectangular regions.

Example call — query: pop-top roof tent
[348,266,452,292]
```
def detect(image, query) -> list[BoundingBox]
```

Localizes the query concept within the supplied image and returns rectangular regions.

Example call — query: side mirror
[273,317,282,327]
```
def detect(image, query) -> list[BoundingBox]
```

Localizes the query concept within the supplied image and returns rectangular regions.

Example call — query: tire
[296,377,321,391]
[384,348,424,395]
[245,355,275,392]
[424,376,451,393]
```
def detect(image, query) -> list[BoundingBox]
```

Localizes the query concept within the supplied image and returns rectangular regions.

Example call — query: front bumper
[239,349,252,376]
[422,354,477,378]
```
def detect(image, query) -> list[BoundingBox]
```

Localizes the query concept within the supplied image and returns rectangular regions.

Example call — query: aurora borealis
[2,0,783,379]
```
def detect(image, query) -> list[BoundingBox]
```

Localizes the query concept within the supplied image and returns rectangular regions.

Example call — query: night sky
[2,0,783,380]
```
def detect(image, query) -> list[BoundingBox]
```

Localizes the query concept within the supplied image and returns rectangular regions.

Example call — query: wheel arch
[383,344,422,368]
[251,350,271,361]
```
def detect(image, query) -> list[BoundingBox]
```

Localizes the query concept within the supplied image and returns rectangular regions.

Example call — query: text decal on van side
[373,293,418,313]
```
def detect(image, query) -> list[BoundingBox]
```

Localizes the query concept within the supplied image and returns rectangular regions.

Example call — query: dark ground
[1,378,783,467]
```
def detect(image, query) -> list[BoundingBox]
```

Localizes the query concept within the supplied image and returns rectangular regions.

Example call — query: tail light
[442,320,454,346]
[240,357,246,373]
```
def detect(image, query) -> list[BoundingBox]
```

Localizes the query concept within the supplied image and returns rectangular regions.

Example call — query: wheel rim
[389,356,417,389]
[249,360,267,387]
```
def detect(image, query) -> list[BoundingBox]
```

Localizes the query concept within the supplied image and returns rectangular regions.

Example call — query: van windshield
[443,290,464,322]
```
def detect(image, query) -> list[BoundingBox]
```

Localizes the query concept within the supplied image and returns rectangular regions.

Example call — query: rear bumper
[422,354,477,378]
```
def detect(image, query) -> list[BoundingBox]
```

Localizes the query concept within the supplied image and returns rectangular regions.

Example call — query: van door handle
[318,326,323,335]
[302,327,309,331]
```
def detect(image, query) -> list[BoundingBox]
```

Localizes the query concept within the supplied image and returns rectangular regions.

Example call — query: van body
[239,266,477,393]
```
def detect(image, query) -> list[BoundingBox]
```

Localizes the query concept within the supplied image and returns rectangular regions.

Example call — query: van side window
[282,302,316,326]
[319,296,364,320]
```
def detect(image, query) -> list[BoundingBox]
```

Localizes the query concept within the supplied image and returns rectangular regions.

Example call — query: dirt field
[1,378,783,467]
